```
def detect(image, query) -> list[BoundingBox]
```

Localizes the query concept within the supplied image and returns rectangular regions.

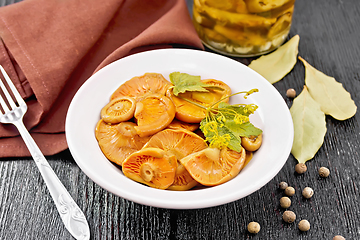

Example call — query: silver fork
[0,65,90,240]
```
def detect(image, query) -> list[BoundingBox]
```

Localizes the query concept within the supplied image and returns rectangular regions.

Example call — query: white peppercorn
[298,219,310,231]
[280,197,291,208]
[319,167,330,177]
[302,187,314,199]
[333,235,345,240]
[247,222,260,234]
[295,163,307,174]
[284,186,295,197]
[286,88,296,98]
[279,181,288,190]
[283,210,296,223]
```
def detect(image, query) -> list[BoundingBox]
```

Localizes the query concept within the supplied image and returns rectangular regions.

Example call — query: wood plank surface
[0,0,359,239]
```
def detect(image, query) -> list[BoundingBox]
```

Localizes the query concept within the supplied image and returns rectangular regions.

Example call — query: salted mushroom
[143,129,208,158]
[143,129,208,190]
[167,79,231,123]
[134,93,176,137]
[166,119,199,132]
[180,147,246,186]
[100,96,136,124]
[110,72,172,100]
[122,147,177,189]
[167,163,199,191]
[241,133,262,152]
[95,120,150,166]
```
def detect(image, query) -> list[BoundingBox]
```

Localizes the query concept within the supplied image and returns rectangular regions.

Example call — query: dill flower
[244,104,258,114]
[234,114,249,125]
[208,133,231,149]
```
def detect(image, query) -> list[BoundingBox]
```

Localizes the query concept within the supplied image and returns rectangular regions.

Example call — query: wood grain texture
[0,0,359,239]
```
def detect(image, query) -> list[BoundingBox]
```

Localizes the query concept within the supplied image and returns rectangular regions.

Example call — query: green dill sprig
[169,72,262,152]
[199,91,262,152]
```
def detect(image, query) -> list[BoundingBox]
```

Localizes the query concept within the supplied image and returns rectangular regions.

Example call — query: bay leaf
[248,35,299,84]
[290,85,327,163]
[299,57,357,120]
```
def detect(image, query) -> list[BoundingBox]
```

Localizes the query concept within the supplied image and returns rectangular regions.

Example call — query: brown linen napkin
[0,0,203,158]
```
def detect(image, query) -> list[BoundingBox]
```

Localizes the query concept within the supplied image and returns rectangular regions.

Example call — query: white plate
[66,49,293,209]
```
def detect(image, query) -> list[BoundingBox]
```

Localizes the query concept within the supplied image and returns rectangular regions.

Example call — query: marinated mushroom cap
[167,163,199,191]
[143,129,208,158]
[95,120,150,166]
[100,96,136,124]
[167,79,231,123]
[122,148,177,189]
[180,147,246,186]
[111,73,172,100]
[143,129,208,190]
[166,119,199,132]
[241,133,262,152]
[134,93,176,137]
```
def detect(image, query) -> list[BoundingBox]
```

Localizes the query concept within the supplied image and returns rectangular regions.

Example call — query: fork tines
[0,65,25,114]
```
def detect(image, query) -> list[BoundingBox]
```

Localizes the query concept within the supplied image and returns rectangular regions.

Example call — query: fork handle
[14,120,90,240]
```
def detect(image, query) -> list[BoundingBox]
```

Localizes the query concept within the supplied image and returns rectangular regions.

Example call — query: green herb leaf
[230,122,263,138]
[169,72,222,96]
[200,97,262,152]
[200,118,243,152]
[299,56,357,120]
[290,86,327,163]
[218,102,257,117]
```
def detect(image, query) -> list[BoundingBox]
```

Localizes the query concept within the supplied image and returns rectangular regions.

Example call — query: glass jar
[192,0,296,57]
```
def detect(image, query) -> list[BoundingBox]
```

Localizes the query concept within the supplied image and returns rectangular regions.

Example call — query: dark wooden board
[0,0,359,239]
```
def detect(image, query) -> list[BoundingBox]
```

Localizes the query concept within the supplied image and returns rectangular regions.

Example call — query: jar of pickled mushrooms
[192,0,296,57]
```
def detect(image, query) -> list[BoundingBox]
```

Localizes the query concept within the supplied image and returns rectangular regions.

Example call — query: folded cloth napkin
[0,0,203,158]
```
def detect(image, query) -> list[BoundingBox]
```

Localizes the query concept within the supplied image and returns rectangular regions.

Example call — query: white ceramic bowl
[66,49,293,209]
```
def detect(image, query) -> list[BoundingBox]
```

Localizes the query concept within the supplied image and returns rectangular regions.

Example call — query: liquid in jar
[193,0,296,57]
